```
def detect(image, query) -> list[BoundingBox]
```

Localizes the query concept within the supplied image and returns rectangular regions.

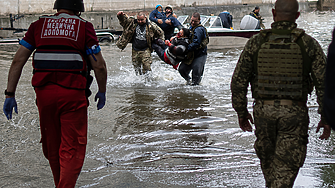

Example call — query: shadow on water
[116,88,210,129]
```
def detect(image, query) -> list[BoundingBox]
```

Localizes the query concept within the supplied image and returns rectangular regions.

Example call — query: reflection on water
[1,11,335,188]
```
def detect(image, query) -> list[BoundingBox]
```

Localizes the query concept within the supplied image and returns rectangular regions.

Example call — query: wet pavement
[0,10,335,188]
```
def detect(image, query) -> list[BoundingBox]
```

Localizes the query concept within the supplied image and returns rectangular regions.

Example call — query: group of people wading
[116,5,208,86]
[2,0,335,187]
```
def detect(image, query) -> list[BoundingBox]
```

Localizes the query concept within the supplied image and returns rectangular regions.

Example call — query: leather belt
[257,99,306,107]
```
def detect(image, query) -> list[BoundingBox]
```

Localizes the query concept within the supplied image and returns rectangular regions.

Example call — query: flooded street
[1,11,335,188]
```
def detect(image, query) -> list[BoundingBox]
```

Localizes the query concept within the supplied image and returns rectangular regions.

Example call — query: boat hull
[207,29,260,38]
[208,36,249,50]
[206,29,260,49]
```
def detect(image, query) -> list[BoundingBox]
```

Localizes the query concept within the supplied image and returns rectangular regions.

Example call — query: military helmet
[165,5,173,11]
[53,0,85,12]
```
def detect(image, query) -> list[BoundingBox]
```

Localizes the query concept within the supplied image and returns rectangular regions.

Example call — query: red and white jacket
[21,13,99,89]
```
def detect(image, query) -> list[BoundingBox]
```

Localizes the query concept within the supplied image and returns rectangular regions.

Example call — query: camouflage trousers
[132,48,152,75]
[253,100,309,188]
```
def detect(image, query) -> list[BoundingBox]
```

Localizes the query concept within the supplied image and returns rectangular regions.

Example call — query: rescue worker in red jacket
[2,0,107,187]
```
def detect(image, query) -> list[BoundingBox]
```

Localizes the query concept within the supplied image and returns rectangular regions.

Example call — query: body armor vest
[182,24,209,65]
[190,24,209,50]
[253,28,312,101]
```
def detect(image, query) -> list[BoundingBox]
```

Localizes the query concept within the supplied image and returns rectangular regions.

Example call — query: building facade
[0,0,314,15]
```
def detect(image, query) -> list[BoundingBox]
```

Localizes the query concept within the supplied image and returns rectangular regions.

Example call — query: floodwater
[1,11,335,188]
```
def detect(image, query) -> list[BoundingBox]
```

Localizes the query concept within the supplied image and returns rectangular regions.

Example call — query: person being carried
[149,4,164,25]
[149,5,183,40]
[152,28,190,70]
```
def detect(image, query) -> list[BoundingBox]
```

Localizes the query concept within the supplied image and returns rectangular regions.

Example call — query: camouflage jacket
[231,21,327,123]
[116,14,164,51]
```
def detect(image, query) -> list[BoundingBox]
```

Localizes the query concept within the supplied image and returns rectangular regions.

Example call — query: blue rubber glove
[3,97,18,120]
[94,91,106,110]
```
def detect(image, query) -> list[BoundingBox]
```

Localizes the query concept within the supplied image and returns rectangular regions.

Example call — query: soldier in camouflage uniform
[324,28,335,130]
[231,0,331,187]
[116,11,164,75]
